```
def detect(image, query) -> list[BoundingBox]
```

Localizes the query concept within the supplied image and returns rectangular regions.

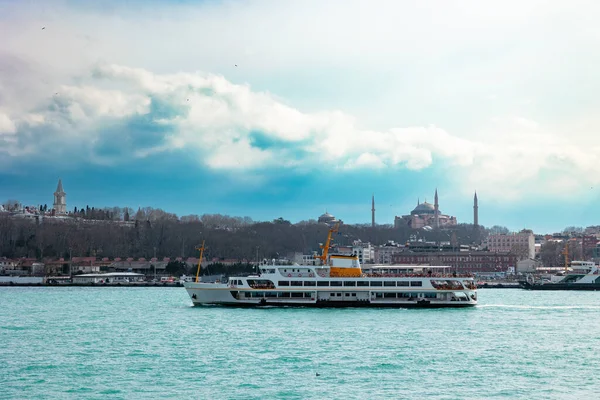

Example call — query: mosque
[317,211,342,226]
[393,189,459,229]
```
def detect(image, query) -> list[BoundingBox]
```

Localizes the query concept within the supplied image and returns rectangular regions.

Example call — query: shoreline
[0,282,185,287]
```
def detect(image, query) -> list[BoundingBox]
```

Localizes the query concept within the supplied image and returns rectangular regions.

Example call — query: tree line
[0,207,489,261]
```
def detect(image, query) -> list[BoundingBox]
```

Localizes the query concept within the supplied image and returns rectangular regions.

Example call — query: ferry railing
[363,273,475,279]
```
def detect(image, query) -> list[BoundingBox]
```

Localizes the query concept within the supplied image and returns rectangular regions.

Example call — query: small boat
[184,226,477,308]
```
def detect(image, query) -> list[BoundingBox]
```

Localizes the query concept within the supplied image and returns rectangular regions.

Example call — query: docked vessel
[520,261,600,290]
[184,226,477,308]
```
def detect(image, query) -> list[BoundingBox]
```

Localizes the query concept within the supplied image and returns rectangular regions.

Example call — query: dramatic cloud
[2,0,600,203]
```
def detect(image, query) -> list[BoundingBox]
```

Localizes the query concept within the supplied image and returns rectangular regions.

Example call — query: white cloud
[2,0,600,202]
[0,112,17,134]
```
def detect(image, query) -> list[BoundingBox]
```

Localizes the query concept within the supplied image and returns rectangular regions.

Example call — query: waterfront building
[582,235,598,258]
[109,259,168,277]
[392,251,518,274]
[485,230,535,260]
[351,240,373,265]
[516,259,541,273]
[373,241,406,264]
[72,272,145,284]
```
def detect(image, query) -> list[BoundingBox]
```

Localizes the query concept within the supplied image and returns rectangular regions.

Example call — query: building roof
[74,272,144,277]
[55,179,65,194]
[411,202,436,215]
[318,211,338,223]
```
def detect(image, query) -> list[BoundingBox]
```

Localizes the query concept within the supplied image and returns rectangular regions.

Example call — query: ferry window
[330,293,335,297]
[370,281,383,287]
[281,292,291,298]
[317,281,329,287]
[330,281,342,286]
[304,292,312,298]
[351,293,356,297]
[290,281,302,286]
[291,292,303,298]
[375,292,383,298]
[345,293,350,297]
[411,281,423,287]
[337,293,342,297]
[397,281,409,286]
[384,281,396,287]
[343,281,356,286]
[384,293,396,298]
[284,269,287,272]
[304,281,316,286]
[357,281,369,287]
[278,281,289,286]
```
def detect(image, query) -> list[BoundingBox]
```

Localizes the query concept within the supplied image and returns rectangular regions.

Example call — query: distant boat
[520,261,600,290]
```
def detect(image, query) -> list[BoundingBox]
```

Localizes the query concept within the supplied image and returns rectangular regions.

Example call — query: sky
[1,0,600,233]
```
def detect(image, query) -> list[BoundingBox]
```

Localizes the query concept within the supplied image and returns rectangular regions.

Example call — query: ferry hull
[520,281,600,291]
[189,301,476,308]
[184,284,476,308]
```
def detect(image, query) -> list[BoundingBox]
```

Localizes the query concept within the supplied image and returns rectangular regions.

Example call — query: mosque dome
[318,211,338,224]
[411,202,436,215]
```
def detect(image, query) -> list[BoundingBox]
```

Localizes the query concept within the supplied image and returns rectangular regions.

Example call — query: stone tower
[474,191,479,227]
[53,179,67,215]
[434,188,439,229]
[371,195,375,228]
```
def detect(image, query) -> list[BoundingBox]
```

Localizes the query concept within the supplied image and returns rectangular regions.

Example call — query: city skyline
[2,1,600,233]
[1,176,595,234]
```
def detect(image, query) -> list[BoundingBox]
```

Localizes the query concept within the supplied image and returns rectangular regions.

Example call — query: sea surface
[1,287,599,400]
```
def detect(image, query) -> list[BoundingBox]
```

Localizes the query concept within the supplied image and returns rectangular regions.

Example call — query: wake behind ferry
[184,225,477,308]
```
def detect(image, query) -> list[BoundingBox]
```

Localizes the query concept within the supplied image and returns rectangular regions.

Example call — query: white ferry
[184,229,477,308]
[521,261,600,290]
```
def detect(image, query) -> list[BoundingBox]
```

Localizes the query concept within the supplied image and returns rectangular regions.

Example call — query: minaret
[474,191,479,227]
[53,179,67,215]
[434,188,439,229]
[371,195,375,228]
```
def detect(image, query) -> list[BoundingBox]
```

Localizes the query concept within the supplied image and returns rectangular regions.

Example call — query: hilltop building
[394,189,457,229]
[53,179,67,215]
[318,211,341,226]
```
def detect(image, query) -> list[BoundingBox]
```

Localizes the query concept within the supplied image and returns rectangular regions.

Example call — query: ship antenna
[195,240,206,283]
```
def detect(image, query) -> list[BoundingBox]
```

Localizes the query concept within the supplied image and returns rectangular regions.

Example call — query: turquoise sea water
[1,288,600,399]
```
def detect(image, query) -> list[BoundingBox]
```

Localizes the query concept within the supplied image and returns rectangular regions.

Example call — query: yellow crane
[316,222,340,265]
[194,240,206,283]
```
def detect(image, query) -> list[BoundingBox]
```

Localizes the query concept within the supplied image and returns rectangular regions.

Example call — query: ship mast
[195,240,206,283]
[562,244,569,272]
[316,222,340,265]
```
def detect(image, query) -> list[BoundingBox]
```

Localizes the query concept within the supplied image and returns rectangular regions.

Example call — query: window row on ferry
[242,291,313,299]
[278,280,423,287]
[372,292,438,299]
